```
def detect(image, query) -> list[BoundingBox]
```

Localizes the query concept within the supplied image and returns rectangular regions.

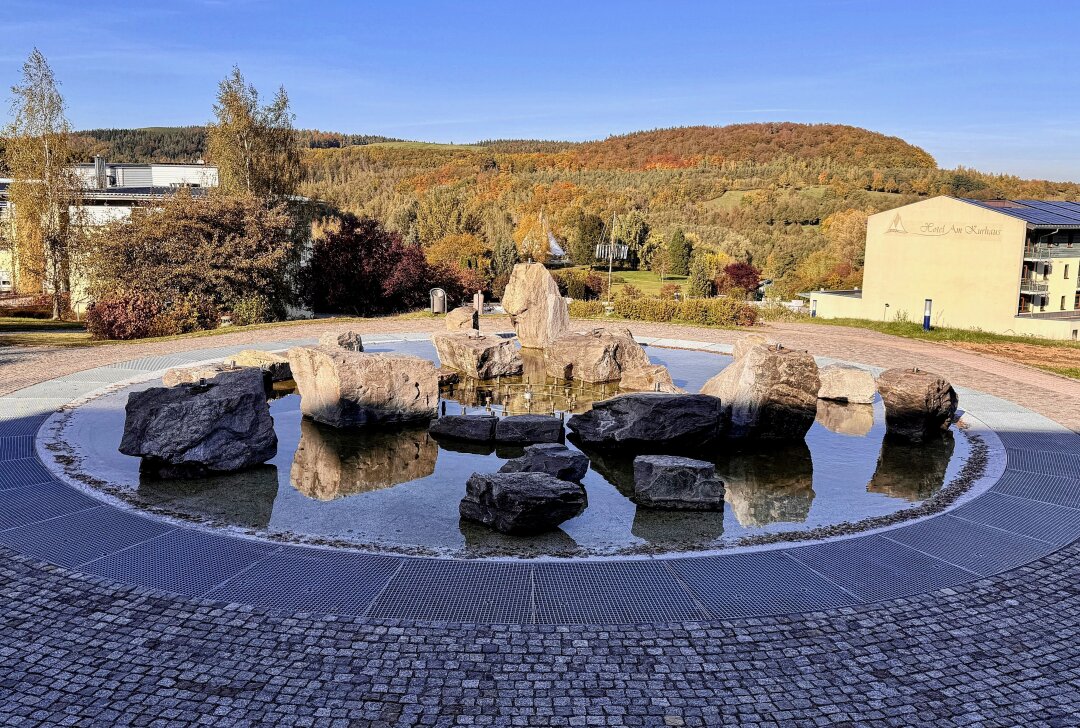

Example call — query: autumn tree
[667,229,692,276]
[563,208,605,266]
[3,49,84,318]
[206,67,301,200]
[513,211,550,263]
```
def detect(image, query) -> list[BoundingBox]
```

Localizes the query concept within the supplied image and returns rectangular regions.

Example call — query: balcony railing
[1024,245,1051,260]
[1019,276,1049,294]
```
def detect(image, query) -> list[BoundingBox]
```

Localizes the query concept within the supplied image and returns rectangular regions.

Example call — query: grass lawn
[610,270,689,296]
[0,317,87,332]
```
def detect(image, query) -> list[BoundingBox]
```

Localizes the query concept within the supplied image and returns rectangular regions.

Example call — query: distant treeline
[76,126,402,163]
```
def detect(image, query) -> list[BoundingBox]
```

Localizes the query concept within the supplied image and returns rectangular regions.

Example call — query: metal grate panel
[991,470,1080,509]
[787,534,975,602]
[0,481,101,531]
[949,492,1080,545]
[82,527,277,597]
[206,547,400,616]
[1006,447,1080,476]
[533,560,705,624]
[0,436,34,460]
[367,559,531,623]
[0,458,56,490]
[0,504,172,568]
[883,514,1054,576]
[670,550,857,618]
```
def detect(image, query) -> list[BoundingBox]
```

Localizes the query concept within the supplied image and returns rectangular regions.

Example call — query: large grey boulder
[700,345,820,441]
[319,330,364,352]
[544,327,651,383]
[432,331,523,379]
[445,305,479,331]
[429,414,498,442]
[499,443,589,482]
[459,472,587,535]
[120,368,277,478]
[495,414,564,444]
[566,393,724,451]
[501,262,569,349]
[817,364,876,404]
[230,349,292,382]
[290,420,437,500]
[632,455,726,510]
[286,346,438,428]
[876,368,958,443]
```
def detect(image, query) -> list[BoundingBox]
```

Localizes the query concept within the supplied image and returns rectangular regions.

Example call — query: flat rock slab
[445,305,479,330]
[495,414,564,444]
[120,367,277,478]
[432,332,523,380]
[567,393,724,451]
[460,471,587,535]
[499,443,589,482]
[877,367,958,443]
[818,364,876,404]
[632,455,726,510]
[429,414,498,442]
[286,346,438,428]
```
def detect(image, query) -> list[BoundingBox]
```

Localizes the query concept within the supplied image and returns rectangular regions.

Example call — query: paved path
[0,319,1078,726]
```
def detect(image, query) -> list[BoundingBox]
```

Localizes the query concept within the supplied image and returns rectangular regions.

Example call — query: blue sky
[2,0,1077,180]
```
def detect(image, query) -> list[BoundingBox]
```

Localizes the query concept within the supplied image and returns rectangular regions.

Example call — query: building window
[1067,264,1072,279]
[1062,296,1068,311]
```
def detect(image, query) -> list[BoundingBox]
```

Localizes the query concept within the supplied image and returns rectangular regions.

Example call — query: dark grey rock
[494,414,564,444]
[459,472,587,535]
[499,443,589,482]
[632,455,726,510]
[429,414,498,442]
[119,368,277,478]
[566,393,724,451]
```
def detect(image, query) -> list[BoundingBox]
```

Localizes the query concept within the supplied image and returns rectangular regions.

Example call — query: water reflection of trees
[717,443,816,527]
[868,432,955,501]
[137,464,279,529]
[290,420,438,500]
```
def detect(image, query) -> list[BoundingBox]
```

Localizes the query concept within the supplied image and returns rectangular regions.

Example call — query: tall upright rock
[501,262,569,348]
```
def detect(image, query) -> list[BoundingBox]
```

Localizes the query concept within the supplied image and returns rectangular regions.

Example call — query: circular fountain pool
[46,339,975,558]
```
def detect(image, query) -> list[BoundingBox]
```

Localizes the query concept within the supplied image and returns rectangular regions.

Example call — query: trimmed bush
[611,295,758,327]
[86,293,164,340]
[230,294,273,327]
[568,300,606,319]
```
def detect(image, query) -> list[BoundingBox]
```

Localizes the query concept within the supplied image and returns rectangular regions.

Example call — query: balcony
[1019,276,1049,294]
[1024,244,1051,261]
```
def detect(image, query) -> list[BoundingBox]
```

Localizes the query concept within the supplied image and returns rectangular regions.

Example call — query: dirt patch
[947,341,1080,377]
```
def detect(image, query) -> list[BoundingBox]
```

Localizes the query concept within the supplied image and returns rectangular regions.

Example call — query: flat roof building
[808,196,1080,341]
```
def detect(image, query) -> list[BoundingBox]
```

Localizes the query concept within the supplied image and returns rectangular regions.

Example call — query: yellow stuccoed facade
[809,196,1080,340]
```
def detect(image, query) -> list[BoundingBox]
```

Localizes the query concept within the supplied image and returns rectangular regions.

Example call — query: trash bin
[430,288,447,314]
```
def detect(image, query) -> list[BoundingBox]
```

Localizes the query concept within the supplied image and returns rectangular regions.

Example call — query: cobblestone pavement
[1,318,1079,726]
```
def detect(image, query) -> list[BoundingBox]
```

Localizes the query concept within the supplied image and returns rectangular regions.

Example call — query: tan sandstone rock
[618,363,684,394]
[319,330,364,352]
[445,305,479,331]
[700,344,820,440]
[876,368,958,443]
[432,332,523,380]
[286,346,438,428]
[545,327,651,383]
[732,333,775,361]
[817,364,876,403]
[229,349,292,382]
[501,262,569,348]
[162,363,239,388]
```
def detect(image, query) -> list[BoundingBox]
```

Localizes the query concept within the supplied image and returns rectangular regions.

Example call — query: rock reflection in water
[458,517,580,556]
[868,431,955,501]
[719,443,815,527]
[443,348,618,416]
[137,464,279,529]
[290,420,438,500]
[815,400,875,437]
[631,508,724,546]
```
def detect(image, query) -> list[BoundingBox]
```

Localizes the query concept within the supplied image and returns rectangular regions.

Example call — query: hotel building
[808,196,1080,340]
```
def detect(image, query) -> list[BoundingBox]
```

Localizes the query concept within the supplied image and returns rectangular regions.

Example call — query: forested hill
[570,124,937,170]
[76,126,402,163]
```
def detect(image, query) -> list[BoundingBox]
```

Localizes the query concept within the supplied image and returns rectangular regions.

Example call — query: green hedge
[570,296,758,327]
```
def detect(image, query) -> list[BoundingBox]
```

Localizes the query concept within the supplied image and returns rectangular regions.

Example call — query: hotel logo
[885,213,907,234]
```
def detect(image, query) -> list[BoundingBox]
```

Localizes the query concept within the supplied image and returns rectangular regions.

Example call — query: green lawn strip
[805,317,1080,349]
[0,317,87,332]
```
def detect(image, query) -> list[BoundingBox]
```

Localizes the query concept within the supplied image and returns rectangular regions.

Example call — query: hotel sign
[885,213,1002,237]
